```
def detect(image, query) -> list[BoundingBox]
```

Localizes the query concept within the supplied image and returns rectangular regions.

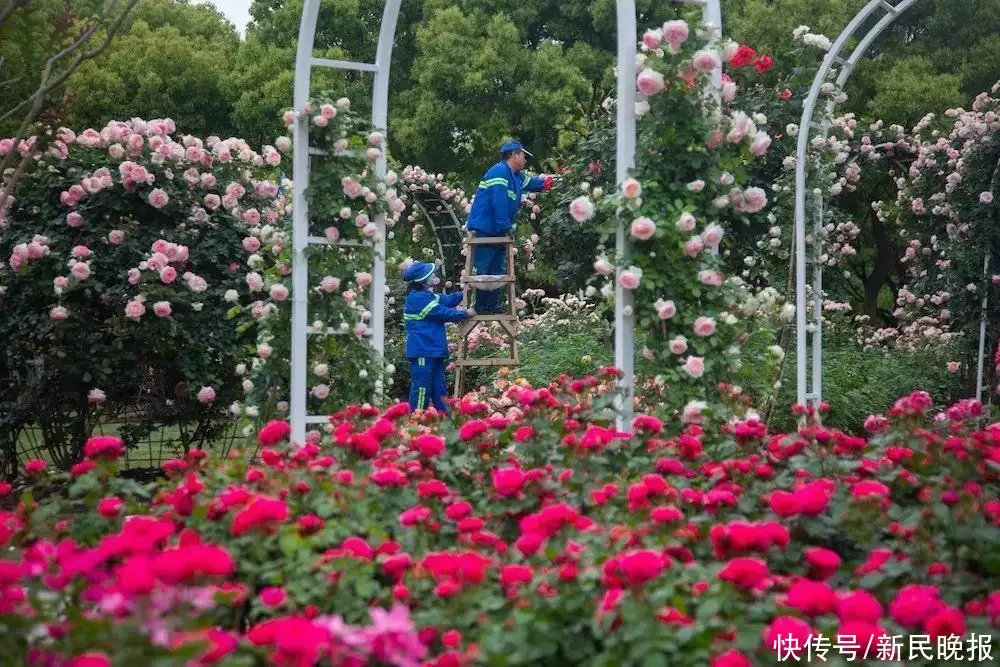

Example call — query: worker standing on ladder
[402,261,474,414]
[466,141,555,313]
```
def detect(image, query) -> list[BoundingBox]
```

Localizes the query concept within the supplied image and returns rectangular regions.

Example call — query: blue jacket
[466,161,545,236]
[404,289,467,358]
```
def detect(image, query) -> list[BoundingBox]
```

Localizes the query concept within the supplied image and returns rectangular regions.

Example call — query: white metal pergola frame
[291,0,722,443]
[793,0,930,408]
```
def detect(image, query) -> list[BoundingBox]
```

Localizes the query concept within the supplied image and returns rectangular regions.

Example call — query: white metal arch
[793,0,923,408]
[291,0,722,442]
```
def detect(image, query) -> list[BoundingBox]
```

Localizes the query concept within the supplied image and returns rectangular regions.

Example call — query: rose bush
[3,375,1000,665]
[562,17,790,415]
[0,119,286,472]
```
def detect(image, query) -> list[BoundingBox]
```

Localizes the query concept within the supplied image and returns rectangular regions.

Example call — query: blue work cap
[500,141,534,160]
[402,261,436,283]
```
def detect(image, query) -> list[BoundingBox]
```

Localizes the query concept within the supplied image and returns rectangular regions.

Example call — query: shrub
[3,378,1000,664]
[0,119,285,471]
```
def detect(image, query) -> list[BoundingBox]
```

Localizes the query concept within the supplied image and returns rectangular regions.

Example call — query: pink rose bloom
[204,194,221,210]
[124,300,145,321]
[243,236,261,253]
[569,196,595,222]
[618,267,642,290]
[630,217,656,241]
[622,178,642,199]
[159,266,177,284]
[669,336,688,355]
[662,19,689,45]
[185,274,207,292]
[642,29,662,50]
[325,227,341,243]
[70,262,91,280]
[53,276,69,290]
[686,180,705,193]
[356,272,373,288]
[153,301,172,317]
[201,173,217,189]
[269,284,289,301]
[147,188,169,209]
[71,245,91,259]
[320,276,341,293]
[655,299,677,320]
[152,239,170,254]
[637,69,665,96]
[362,222,378,237]
[276,136,291,152]
[677,212,697,232]
[947,361,960,373]
[355,213,370,228]
[693,316,717,337]
[692,49,720,73]
[67,212,84,228]
[246,272,264,291]
[50,306,68,321]
[980,191,993,204]
[244,208,261,225]
[740,187,768,213]
[354,323,368,337]
[313,115,328,128]
[108,144,125,159]
[107,230,125,245]
[128,268,141,285]
[750,132,772,156]
[282,110,296,126]
[339,207,352,219]
[684,237,705,257]
[594,258,613,276]
[698,270,723,287]
[702,224,724,247]
[320,104,336,119]
[197,386,216,404]
[683,356,705,378]
[722,80,738,102]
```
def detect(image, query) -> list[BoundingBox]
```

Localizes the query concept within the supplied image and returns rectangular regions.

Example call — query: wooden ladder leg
[506,238,518,367]
[454,237,474,399]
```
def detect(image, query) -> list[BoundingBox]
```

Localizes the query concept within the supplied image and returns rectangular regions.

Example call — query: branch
[0,0,139,211]
[0,0,32,32]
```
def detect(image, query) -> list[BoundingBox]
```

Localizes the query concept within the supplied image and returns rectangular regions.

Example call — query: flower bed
[3,375,1000,665]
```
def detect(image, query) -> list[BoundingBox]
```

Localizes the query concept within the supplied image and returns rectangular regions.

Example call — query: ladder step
[308,147,365,158]
[306,235,373,248]
[454,358,518,367]
[311,58,378,72]
[469,314,518,321]
[309,327,372,337]
[880,0,899,14]
[464,236,513,245]
[305,415,332,425]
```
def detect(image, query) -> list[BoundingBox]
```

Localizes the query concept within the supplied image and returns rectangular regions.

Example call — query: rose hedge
[0,119,286,470]
[3,374,1000,665]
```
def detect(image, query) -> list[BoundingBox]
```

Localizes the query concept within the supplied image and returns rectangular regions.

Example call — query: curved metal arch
[793,0,922,409]
[291,0,722,442]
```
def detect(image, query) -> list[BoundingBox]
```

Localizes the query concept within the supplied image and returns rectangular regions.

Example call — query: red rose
[492,466,525,497]
[784,579,837,616]
[805,547,841,579]
[889,584,940,628]
[730,45,756,68]
[412,434,446,458]
[257,420,291,447]
[924,605,966,640]
[97,496,123,518]
[769,490,803,517]
[712,649,751,667]
[718,557,769,590]
[619,549,666,586]
[500,564,534,587]
[753,54,774,73]
[837,590,884,623]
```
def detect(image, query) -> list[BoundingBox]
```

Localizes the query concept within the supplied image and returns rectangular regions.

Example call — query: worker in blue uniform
[402,261,474,413]
[465,141,555,313]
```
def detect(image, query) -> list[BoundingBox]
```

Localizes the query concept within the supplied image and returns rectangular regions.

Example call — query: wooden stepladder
[452,235,520,398]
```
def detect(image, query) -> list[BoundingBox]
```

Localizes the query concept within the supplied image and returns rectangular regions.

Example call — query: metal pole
[369,0,402,404]
[614,0,637,432]
[976,253,990,402]
[290,0,322,445]
[812,192,823,406]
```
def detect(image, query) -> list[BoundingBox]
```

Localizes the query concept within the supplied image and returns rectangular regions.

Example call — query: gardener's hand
[541,174,557,191]
[464,308,477,318]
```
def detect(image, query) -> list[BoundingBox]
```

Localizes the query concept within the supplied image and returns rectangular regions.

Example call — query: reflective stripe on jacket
[404,289,466,357]
[466,161,545,236]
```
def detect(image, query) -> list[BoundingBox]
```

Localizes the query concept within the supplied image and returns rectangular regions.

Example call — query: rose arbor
[289,0,724,441]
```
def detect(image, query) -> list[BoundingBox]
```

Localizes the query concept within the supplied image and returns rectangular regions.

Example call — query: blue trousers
[471,239,505,313]
[408,356,449,413]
